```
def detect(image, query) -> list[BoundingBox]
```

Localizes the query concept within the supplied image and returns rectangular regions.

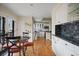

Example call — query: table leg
[8,49,10,56]
[22,47,25,56]
[19,47,21,56]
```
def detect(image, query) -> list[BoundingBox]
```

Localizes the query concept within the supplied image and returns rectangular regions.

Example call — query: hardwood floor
[14,37,55,56]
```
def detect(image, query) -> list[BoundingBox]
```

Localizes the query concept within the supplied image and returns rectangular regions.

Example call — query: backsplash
[55,20,79,46]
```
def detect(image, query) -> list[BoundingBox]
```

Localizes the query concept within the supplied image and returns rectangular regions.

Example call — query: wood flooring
[14,37,55,56]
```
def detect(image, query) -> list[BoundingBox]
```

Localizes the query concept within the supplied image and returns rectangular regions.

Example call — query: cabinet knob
[58,21,60,23]
[71,54,74,56]
[65,43,67,45]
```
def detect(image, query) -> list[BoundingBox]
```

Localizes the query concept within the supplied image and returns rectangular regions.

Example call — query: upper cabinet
[68,4,79,22]
[52,4,69,25]
[52,3,79,25]
[52,3,79,34]
[52,4,69,34]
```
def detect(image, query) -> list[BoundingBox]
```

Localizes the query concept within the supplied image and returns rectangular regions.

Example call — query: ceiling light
[30,4,34,7]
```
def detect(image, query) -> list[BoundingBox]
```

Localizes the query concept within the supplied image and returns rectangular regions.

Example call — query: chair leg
[32,45,34,54]
[24,47,27,56]
[11,53,13,56]
[19,48,21,56]
[8,49,10,56]
[8,52,10,56]
[22,47,25,56]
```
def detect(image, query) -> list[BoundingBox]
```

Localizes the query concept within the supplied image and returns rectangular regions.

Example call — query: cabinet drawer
[60,39,79,55]
[52,36,79,56]
[70,44,79,55]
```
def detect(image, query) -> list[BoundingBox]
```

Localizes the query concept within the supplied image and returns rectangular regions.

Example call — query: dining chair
[24,41,34,55]
[3,36,21,56]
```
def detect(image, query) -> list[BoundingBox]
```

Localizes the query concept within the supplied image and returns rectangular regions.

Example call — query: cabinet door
[55,37,70,56]
[73,10,79,21]
[58,38,79,56]
[52,36,56,53]
[46,32,50,40]
[56,44,71,56]
[59,39,74,56]
[70,43,79,55]
[53,37,78,56]
[55,4,68,25]
[68,4,79,21]
[52,37,64,56]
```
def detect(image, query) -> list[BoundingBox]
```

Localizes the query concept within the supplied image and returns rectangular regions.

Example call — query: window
[0,16,6,55]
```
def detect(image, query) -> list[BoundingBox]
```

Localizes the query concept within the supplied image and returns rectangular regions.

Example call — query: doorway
[33,18,52,40]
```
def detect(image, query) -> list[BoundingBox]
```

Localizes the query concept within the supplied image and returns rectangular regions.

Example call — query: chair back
[5,36,21,47]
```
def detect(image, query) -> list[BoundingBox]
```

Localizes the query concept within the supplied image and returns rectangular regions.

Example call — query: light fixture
[29,4,34,7]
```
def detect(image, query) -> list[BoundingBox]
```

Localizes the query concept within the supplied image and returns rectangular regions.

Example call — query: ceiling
[2,3,54,18]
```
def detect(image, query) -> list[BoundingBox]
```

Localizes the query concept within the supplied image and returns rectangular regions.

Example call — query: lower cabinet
[52,36,79,56]
[55,44,71,56]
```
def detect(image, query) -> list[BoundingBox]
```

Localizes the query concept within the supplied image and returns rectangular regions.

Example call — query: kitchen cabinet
[52,36,79,56]
[46,32,51,40]
[52,4,69,25]
[52,36,69,56]
[52,4,79,56]
[68,4,79,22]
[52,4,79,25]
[52,36,63,55]
[52,4,69,35]
[52,36,57,54]
[68,8,79,22]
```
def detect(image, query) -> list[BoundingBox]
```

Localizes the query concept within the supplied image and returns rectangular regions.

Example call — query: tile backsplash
[55,20,79,46]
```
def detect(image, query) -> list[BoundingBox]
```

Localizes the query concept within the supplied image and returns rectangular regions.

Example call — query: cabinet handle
[58,21,60,23]
[71,54,74,56]
[65,43,67,45]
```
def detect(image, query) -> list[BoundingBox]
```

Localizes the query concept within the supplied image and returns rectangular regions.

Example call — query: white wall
[0,4,34,42]
[0,4,18,36]
[17,16,33,42]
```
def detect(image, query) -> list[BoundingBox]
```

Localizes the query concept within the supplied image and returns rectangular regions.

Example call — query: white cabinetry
[68,4,79,22]
[52,36,79,56]
[52,4,69,35]
[68,8,79,22]
[52,4,79,25]
[52,4,69,25]
[52,4,79,56]
[46,32,50,40]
